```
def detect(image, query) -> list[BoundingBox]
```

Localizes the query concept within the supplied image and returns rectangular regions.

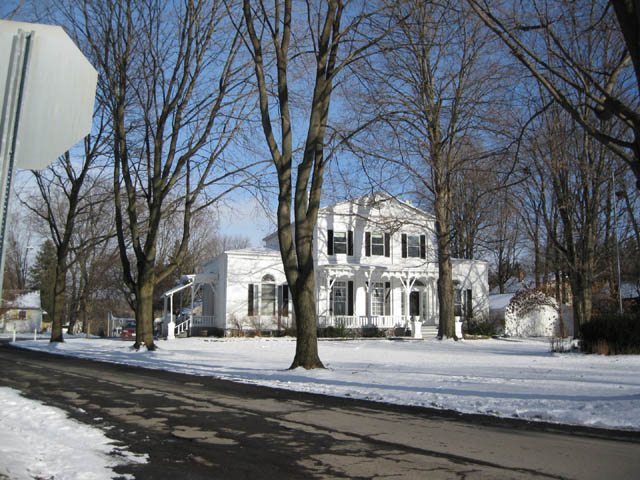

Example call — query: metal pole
[0,29,32,302]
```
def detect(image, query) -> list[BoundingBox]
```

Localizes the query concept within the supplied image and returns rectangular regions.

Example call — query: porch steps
[421,325,438,339]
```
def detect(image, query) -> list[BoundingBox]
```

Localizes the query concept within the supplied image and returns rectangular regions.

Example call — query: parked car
[121,322,136,339]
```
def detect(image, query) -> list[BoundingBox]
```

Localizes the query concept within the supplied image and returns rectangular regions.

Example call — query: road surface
[1,343,639,479]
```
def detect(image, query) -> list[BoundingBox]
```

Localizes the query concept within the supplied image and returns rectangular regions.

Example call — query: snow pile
[0,387,147,480]
[14,336,640,431]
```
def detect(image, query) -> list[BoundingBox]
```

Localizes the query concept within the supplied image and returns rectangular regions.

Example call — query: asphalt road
[1,342,639,479]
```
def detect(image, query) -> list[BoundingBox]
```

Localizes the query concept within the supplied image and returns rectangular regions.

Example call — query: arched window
[261,274,276,315]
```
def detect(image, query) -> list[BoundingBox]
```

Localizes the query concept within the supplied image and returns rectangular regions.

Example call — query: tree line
[3,0,638,368]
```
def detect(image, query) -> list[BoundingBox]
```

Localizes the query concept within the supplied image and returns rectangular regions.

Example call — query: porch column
[325,273,336,326]
[167,293,175,340]
[190,281,195,331]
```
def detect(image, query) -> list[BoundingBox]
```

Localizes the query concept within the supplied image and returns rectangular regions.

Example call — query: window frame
[407,235,421,258]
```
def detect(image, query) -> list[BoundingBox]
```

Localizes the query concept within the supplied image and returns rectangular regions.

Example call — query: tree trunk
[49,266,66,343]
[134,267,156,351]
[289,272,323,369]
[435,195,456,339]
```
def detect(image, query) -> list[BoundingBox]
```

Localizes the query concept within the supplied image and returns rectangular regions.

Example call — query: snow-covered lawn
[13,336,640,431]
[0,386,147,480]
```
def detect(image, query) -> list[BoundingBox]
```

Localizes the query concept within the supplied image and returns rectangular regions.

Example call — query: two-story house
[165,193,489,338]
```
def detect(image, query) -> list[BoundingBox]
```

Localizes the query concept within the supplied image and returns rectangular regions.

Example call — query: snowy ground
[11,335,640,432]
[0,386,147,480]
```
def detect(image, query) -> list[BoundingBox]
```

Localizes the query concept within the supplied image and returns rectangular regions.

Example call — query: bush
[580,312,640,355]
[466,320,496,337]
[319,324,352,338]
[362,326,386,338]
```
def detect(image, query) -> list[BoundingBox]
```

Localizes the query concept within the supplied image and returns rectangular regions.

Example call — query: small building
[0,291,43,333]
[165,193,490,338]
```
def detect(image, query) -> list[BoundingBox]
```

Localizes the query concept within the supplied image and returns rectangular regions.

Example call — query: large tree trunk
[569,268,592,338]
[289,272,322,369]
[435,193,456,339]
[134,267,157,351]
[50,265,66,343]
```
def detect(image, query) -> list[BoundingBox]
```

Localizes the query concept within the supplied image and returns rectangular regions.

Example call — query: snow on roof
[9,291,41,309]
[489,293,514,311]
[490,277,535,295]
[225,247,280,256]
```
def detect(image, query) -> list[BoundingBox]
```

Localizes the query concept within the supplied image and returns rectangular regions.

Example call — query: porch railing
[318,315,412,329]
[172,315,216,337]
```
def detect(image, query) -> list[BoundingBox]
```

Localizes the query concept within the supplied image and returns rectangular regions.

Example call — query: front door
[409,291,420,317]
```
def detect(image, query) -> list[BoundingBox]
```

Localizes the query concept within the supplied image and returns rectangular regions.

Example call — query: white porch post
[190,282,195,333]
[363,270,371,322]
[167,293,175,340]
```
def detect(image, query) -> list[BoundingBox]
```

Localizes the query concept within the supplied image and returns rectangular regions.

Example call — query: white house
[164,193,489,338]
[0,291,43,333]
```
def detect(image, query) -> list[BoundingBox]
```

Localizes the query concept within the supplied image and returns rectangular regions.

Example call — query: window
[278,284,289,316]
[328,230,353,256]
[454,287,473,318]
[331,281,347,315]
[365,232,390,257]
[371,283,385,315]
[401,234,426,259]
[370,282,391,316]
[454,288,463,317]
[330,280,354,316]
[333,231,347,254]
[261,274,276,316]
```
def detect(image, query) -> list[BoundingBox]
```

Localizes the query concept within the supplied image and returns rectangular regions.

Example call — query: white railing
[175,318,191,336]
[318,315,411,329]
[172,315,216,338]
[191,315,216,327]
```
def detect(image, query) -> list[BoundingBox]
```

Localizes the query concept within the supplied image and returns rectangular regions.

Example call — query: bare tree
[1,209,35,294]
[241,0,393,368]
[467,0,640,189]
[21,122,108,343]
[527,106,611,334]
[73,0,254,350]
[355,0,508,338]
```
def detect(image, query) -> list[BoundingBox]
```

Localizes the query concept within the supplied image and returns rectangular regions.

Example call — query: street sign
[0,20,97,169]
[0,20,98,301]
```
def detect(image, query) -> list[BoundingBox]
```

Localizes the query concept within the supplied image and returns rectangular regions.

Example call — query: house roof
[5,291,41,310]
[262,192,434,244]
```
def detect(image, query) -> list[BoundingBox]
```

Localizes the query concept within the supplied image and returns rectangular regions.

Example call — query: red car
[121,322,136,339]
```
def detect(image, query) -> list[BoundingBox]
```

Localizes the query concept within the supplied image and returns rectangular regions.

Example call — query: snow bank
[0,386,147,480]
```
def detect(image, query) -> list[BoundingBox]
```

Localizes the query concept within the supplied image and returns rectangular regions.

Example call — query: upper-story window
[365,232,390,257]
[328,229,353,256]
[401,233,426,259]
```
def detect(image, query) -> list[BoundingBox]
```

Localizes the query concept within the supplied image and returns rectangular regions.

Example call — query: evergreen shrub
[580,312,640,355]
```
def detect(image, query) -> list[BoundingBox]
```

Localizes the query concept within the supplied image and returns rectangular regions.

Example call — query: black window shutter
[348,230,353,256]
[384,281,391,315]
[384,233,390,257]
[248,284,254,316]
[420,234,426,259]
[365,231,371,256]
[347,280,354,316]
[328,229,334,255]
[283,285,289,316]
[465,289,472,319]
[401,234,407,258]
